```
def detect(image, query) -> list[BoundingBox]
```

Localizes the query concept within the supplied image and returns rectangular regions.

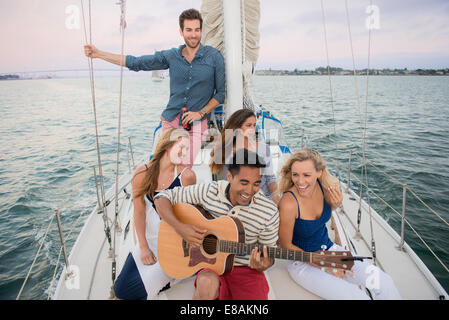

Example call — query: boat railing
[333,149,449,277]
[16,136,138,300]
[257,107,291,153]
[16,204,87,300]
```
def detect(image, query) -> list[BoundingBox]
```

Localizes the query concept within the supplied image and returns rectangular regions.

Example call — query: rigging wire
[320,0,377,263]
[319,1,338,146]
[16,214,56,300]
[319,0,342,185]
[343,0,377,263]
[111,0,128,288]
[80,0,112,248]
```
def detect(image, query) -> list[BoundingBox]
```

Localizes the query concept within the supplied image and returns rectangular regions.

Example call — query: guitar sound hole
[202,234,218,255]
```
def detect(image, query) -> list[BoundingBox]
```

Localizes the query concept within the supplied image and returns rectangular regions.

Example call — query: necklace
[158,172,174,189]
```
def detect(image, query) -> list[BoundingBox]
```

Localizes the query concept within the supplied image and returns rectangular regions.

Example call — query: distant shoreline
[255,67,449,76]
[1,67,448,80]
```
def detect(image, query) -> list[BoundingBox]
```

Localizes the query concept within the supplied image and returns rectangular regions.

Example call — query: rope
[351,173,449,274]
[45,189,128,299]
[406,188,449,228]
[362,0,375,259]
[343,0,366,230]
[351,173,402,217]
[111,0,128,286]
[319,0,339,155]
[47,200,94,299]
[344,0,364,137]
[342,0,377,263]
[80,0,112,248]
[16,213,56,300]
[14,173,102,300]
[351,151,449,228]
[344,0,367,217]
[89,192,128,299]
[404,220,449,273]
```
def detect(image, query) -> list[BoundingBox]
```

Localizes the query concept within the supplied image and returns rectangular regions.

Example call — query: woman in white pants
[278,148,401,300]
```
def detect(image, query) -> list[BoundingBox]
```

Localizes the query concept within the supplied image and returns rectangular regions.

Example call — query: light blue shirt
[126,44,226,122]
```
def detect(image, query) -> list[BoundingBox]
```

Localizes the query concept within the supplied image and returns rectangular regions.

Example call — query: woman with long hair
[278,148,401,299]
[210,109,280,204]
[113,128,196,300]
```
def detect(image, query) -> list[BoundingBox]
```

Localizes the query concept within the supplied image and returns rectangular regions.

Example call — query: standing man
[154,149,279,300]
[84,9,225,167]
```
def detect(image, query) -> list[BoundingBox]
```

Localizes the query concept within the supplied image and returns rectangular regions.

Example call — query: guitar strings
[200,239,351,261]
[202,238,353,256]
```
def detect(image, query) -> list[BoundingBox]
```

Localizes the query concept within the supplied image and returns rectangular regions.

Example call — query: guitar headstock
[311,250,355,271]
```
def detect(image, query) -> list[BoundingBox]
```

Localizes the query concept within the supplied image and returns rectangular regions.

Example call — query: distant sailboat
[151,69,165,82]
[151,49,165,82]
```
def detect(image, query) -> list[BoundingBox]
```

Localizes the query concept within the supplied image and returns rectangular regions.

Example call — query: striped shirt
[154,180,279,266]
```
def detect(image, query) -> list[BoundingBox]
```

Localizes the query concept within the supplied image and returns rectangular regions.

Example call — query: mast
[222,0,244,117]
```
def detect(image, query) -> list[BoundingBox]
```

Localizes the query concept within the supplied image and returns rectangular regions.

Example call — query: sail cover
[200,0,260,111]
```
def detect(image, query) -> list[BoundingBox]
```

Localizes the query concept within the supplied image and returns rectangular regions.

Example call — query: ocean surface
[1,75,448,299]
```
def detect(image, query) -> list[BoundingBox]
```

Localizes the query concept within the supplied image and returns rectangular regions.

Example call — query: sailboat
[151,70,165,82]
[47,0,448,300]
[150,50,166,82]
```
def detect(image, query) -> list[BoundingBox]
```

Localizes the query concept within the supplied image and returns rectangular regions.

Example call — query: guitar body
[158,203,245,279]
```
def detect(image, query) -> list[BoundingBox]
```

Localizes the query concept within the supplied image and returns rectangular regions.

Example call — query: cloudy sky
[1,0,448,73]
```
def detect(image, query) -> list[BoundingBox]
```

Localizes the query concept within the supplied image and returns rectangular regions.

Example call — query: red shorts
[194,266,269,300]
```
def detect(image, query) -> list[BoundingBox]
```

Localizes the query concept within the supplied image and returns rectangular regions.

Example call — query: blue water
[1,75,448,299]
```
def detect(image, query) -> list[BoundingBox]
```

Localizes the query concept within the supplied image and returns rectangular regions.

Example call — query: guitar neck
[219,240,312,263]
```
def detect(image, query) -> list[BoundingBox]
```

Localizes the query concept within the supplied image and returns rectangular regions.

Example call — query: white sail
[201,0,260,112]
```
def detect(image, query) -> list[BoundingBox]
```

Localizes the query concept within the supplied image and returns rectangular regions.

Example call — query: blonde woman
[114,128,196,300]
[278,148,401,300]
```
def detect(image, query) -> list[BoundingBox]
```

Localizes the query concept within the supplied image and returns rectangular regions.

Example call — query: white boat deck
[53,146,447,300]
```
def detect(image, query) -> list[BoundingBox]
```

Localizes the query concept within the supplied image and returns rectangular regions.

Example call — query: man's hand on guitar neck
[249,246,274,272]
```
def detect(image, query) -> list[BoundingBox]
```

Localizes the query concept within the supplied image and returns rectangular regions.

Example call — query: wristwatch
[200,108,207,118]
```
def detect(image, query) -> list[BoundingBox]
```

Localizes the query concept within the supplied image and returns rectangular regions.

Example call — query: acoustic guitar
[158,203,361,279]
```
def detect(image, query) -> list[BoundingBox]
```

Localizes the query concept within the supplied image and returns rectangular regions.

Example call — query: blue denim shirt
[126,44,226,122]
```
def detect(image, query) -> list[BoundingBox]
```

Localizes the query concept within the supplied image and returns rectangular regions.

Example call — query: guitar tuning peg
[333,269,337,273]
[321,245,327,251]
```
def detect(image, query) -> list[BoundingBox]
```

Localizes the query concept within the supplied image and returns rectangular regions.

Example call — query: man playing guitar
[155,149,278,300]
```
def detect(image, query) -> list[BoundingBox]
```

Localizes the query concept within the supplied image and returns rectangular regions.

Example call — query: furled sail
[201,0,260,111]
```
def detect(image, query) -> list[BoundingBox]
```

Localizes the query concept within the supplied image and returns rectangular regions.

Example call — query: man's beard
[185,37,200,49]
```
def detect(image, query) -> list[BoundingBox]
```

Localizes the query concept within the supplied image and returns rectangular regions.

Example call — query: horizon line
[2,66,449,74]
